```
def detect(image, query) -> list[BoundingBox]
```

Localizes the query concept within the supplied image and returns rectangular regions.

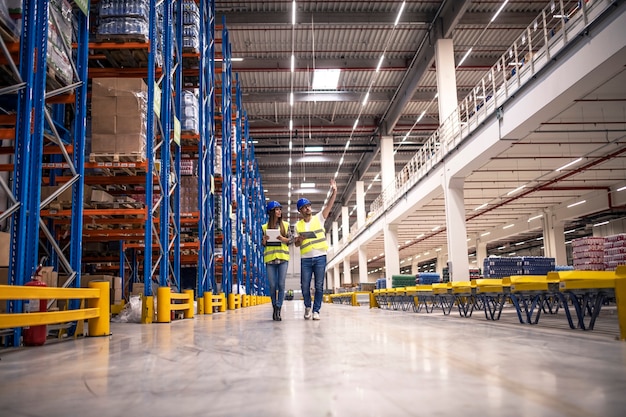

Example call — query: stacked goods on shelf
[47,0,73,87]
[604,233,626,270]
[182,0,200,53]
[522,256,555,275]
[90,78,148,159]
[180,176,198,213]
[416,272,440,285]
[572,236,605,270]
[469,268,482,279]
[555,265,574,271]
[181,90,199,134]
[391,274,416,288]
[359,283,376,292]
[96,0,150,42]
[375,278,386,289]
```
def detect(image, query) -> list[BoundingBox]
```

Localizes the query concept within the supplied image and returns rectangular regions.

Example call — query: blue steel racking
[3,0,89,346]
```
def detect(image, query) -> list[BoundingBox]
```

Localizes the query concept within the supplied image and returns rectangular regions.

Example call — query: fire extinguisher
[23,265,47,346]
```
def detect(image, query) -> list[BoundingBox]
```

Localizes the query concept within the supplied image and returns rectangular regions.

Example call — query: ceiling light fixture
[305,146,323,152]
[362,92,370,107]
[457,47,473,67]
[394,1,406,26]
[376,55,385,72]
[481,232,490,237]
[617,185,626,192]
[593,221,609,227]
[474,202,488,211]
[567,200,586,208]
[292,0,296,25]
[503,224,514,229]
[528,214,543,222]
[507,184,526,196]
[555,157,583,172]
[312,69,340,90]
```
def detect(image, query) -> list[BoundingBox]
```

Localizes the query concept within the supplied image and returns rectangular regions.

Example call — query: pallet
[103,47,150,69]
[89,152,146,163]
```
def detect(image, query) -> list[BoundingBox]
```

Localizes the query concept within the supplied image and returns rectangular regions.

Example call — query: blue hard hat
[266,200,282,213]
[297,198,311,211]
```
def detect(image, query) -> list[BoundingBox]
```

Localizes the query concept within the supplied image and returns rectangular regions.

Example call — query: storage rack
[2,0,89,346]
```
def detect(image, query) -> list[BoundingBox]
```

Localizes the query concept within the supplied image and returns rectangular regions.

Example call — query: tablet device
[266,229,282,246]
[298,231,317,239]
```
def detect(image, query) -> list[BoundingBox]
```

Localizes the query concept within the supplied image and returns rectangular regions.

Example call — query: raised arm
[321,179,337,219]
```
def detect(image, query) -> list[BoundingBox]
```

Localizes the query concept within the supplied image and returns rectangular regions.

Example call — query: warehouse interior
[1,1,626,415]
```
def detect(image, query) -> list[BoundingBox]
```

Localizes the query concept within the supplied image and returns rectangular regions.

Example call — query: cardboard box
[92,78,148,98]
[115,134,146,154]
[91,96,117,118]
[91,133,116,153]
[116,115,146,135]
[80,274,114,288]
[0,232,10,267]
[91,189,115,203]
[40,185,93,204]
[130,283,145,296]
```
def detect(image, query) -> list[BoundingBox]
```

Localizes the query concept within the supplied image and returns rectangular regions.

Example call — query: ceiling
[216,1,626,273]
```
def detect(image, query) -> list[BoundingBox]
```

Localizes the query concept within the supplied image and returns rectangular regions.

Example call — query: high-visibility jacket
[262,221,290,263]
[295,215,328,255]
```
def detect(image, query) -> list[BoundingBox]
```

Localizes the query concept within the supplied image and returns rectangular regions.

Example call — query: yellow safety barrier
[202,291,227,314]
[156,287,194,323]
[228,293,242,310]
[0,280,110,337]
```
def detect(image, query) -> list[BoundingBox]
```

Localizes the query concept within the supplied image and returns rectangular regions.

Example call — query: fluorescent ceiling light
[431,226,440,231]
[292,1,296,25]
[515,241,526,246]
[480,232,490,237]
[617,185,626,192]
[215,57,243,62]
[503,224,514,229]
[435,247,442,252]
[564,229,577,234]
[458,48,473,67]
[394,1,406,26]
[474,203,488,211]
[376,55,385,72]
[305,146,323,153]
[289,119,293,130]
[593,221,609,227]
[567,200,586,208]
[291,54,295,72]
[528,214,543,222]
[312,69,341,90]
[362,92,370,107]
[555,157,583,172]
[507,184,526,196]
[498,246,506,250]
[536,236,544,240]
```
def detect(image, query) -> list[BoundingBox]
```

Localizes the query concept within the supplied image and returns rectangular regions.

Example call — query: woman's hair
[268,209,288,237]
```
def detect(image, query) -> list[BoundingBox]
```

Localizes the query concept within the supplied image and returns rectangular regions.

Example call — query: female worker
[262,201,291,321]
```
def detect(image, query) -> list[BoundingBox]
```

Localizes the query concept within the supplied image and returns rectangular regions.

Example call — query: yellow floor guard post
[204,291,213,314]
[157,287,172,323]
[615,266,626,341]
[197,297,204,315]
[218,293,227,312]
[88,280,110,336]
[370,292,379,308]
[142,295,154,324]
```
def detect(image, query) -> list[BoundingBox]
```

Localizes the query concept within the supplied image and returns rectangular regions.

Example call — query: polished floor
[1,301,626,417]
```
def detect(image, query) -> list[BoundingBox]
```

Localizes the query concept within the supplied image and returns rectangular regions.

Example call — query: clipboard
[298,231,317,239]
[265,229,282,246]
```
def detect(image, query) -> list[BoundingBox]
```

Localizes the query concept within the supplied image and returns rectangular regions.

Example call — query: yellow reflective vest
[262,221,290,263]
[295,215,328,255]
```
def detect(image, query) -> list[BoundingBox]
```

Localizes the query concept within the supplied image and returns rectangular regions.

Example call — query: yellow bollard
[184,290,195,319]
[228,293,235,310]
[142,295,153,324]
[204,291,213,314]
[197,297,204,315]
[218,293,227,312]
[369,292,379,309]
[87,280,110,336]
[156,287,171,323]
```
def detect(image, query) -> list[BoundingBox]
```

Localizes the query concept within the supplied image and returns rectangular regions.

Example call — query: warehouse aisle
[1,302,626,417]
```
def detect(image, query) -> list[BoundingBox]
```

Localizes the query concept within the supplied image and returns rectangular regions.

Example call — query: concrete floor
[1,301,626,417]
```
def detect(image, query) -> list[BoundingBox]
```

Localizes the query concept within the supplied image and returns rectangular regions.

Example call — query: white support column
[380,135,395,202]
[436,251,445,277]
[443,176,469,282]
[332,221,339,248]
[435,38,459,122]
[333,264,341,292]
[342,206,350,244]
[543,211,567,265]
[358,246,368,284]
[476,240,487,273]
[356,180,366,228]
[383,222,400,289]
[343,258,351,286]
[411,258,419,275]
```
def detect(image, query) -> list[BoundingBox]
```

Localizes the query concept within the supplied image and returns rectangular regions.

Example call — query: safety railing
[359,0,612,245]
[0,280,110,337]
[156,287,195,323]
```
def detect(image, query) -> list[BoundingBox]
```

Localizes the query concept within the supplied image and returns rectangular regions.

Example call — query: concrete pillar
[358,246,368,284]
[435,38,459,122]
[342,206,350,245]
[411,257,419,275]
[543,211,567,265]
[333,264,341,291]
[343,258,351,286]
[380,135,395,203]
[332,221,339,248]
[443,176,469,282]
[476,240,487,274]
[356,180,366,228]
[383,222,400,288]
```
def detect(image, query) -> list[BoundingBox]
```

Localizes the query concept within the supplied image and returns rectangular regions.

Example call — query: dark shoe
[272,306,278,321]
[277,306,282,321]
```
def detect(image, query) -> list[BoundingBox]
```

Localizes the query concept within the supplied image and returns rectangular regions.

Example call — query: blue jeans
[266,261,288,308]
[300,255,326,313]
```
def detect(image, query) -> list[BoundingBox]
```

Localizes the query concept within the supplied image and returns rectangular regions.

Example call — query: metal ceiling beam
[216,11,537,27]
